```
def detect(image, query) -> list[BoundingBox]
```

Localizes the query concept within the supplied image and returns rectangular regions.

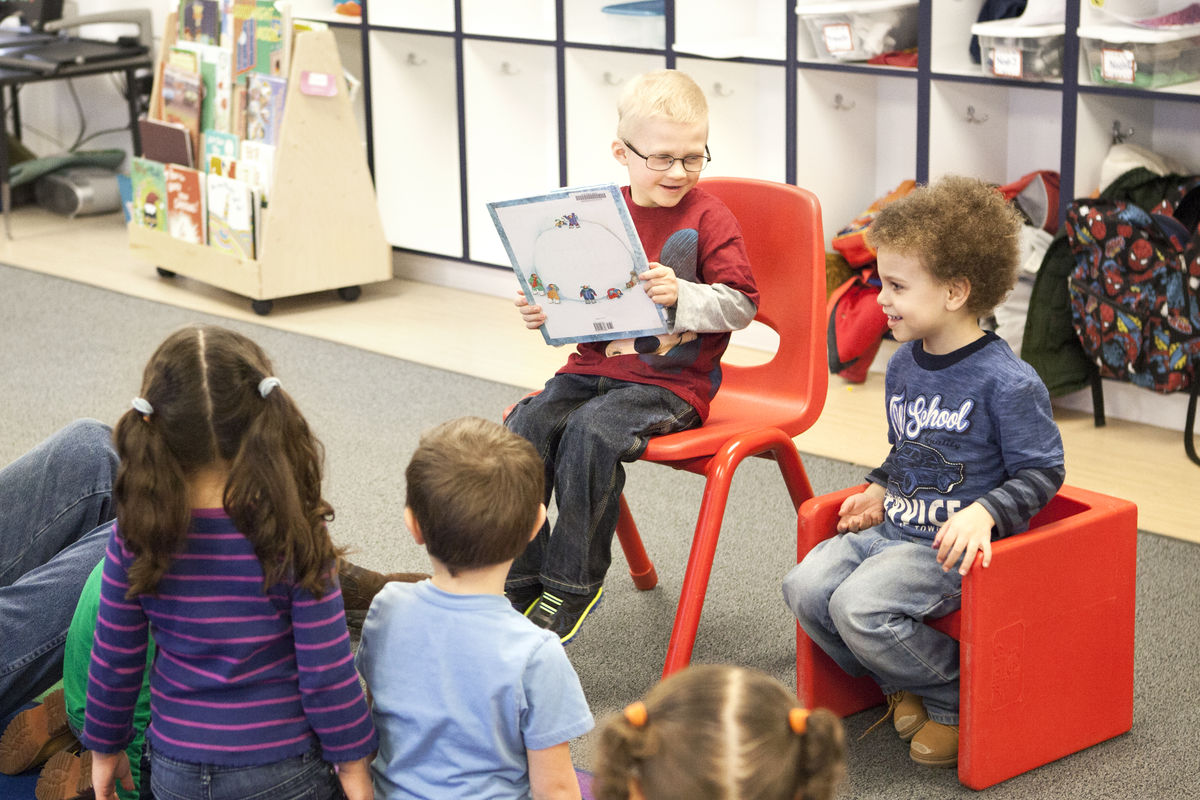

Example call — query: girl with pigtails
[592,665,845,800]
[80,325,376,800]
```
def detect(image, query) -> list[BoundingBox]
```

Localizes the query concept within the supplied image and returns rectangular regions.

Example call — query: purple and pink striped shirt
[80,509,376,767]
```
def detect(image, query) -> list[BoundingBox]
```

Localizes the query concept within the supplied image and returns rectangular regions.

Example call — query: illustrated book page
[487,183,667,346]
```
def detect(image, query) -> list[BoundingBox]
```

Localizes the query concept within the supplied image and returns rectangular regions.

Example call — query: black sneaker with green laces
[505,583,543,616]
[527,587,604,644]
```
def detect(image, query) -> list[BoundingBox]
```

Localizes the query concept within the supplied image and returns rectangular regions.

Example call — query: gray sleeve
[668,280,757,333]
[975,464,1066,539]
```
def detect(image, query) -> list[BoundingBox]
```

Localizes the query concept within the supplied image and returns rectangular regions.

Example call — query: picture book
[165,164,206,244]
[487,183,666,346]
[232,0,288,77]
[176,41,233,134]
[161,64,204,164]
[138,118,193,167]
[179,0,221,46]
[130,157,168,233]
[245,73,286,146]
[203,129,240,175]
[206,172,255,259]
[239,139,275,202]
[232,0,256,77]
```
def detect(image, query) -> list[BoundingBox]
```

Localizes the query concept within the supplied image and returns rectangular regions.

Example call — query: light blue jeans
[0,419,118,718]
[782,524,963,724]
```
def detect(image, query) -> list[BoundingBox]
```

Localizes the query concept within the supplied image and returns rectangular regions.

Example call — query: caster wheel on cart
[156,267,177,278]
[337,285,361,302]
[251,299,274,316]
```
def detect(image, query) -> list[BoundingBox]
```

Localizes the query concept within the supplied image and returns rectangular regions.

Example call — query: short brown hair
[616,69,708,141]
[405,416,544,575]
[865,175,1023,316]
[593,665,845,800]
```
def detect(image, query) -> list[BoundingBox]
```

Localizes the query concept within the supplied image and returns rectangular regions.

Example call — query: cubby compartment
[462,39,559,265]
[461,0,556,40]
[676,58,788,182]
[928,81,1063,186]
[795,0,919,63]
[367,0,456,32]
[370,31,462,257]
[564,49,666,186]
[565,0,667,49]
[673,0,787,59]
[794,69,916,247]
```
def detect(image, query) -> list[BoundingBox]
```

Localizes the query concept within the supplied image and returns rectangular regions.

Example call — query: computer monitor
[0,0,64,30]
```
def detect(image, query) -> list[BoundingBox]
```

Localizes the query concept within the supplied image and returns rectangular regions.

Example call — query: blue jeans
[782,525,963,724]
[505,373,699,595]
[150,745,343,800]
[0,419,118,718]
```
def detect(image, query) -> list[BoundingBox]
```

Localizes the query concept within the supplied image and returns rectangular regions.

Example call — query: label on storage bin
[990,45,1023,78]
[821,23,855,54]
[1100,47,1136,83]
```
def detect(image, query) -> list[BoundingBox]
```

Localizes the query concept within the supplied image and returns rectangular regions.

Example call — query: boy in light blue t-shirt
[356,417,593,800]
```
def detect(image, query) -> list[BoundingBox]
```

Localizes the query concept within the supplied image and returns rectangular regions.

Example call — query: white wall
[3,1,168,162]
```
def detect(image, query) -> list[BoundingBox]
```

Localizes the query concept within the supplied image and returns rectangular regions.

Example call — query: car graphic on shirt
[891,441,964,496]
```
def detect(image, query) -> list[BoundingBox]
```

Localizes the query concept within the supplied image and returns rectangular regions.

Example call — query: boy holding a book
[506,69,758,642]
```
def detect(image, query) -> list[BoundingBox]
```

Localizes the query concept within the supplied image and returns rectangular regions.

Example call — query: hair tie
[131,397,154,421]
[623,701,648,728]
[789,707,810,735]
[258,377,281,398]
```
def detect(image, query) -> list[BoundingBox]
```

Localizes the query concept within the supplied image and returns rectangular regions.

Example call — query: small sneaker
[504,584,543,616]
[527,587,604,644]
[910,719,959,768]
[0,688,78,775]
[893,691,929,741]
[339,559,430,628]
[35,748,93,800]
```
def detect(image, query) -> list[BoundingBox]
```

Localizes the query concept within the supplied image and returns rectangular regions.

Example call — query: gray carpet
[2,263,1198,798]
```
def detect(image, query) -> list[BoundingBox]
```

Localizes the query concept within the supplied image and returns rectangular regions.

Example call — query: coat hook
[500,61,520,76]
[833,93,855,111]
[406,52,426,67]
[1111,120,1135,144]
[602,71,623,86]
[711,81,734,98]
[965,105,989,124]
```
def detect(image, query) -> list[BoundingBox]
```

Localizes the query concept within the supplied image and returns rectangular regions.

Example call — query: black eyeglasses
[622,140,711,172]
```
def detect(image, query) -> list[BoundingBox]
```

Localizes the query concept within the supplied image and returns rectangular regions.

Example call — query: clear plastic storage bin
[601,1,665,49]
[970,20,1065,81]
[796,0,919,62]
[1078,23,1200,89]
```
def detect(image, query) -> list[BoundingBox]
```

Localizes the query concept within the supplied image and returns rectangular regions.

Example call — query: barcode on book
[593,321,615,332]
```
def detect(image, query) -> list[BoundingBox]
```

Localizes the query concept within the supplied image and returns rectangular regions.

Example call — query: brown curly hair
[113,325,341,598]
[864,175,1023,316]
[592,665,845,800]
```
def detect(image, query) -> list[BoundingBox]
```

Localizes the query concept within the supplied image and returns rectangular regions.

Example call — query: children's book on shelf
[138,118,193,167]
[206,172,256,259]
[232,0,290,78]
[487,183,667,346]
[245,73,287,146]
[178,0,221,46]
[130,157,168,233]
[161,64,204,164]
[165,163,206,244]
[239,139,275,202]
[174,40,233,134]
[203,129,240,176]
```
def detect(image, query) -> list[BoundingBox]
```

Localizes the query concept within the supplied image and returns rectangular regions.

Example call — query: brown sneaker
[893,691,929,741]
[910,719,959,768]
[0,688,78,775]
[338,559,430,627]
[35,749,94,800]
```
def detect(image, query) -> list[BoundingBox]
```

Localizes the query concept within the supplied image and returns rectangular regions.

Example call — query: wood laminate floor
[2,207,1194,542]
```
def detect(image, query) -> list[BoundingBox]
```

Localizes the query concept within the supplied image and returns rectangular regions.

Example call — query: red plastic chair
[794,484,1138,789]
[613,176,828,677]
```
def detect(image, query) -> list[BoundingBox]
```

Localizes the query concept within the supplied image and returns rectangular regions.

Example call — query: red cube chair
[793,483,1138,789]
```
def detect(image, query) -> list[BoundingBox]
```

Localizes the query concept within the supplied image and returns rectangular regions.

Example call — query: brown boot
[35,749,94,800]
[0,688,78,775]
[338,559,429,627]
[910,719,959,768]
[893,691,929,741]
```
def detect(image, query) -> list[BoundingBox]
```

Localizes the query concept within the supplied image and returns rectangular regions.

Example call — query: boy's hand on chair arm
[836,484,885,533]
[640,263,678,307]
[933,502,995,575]
[515,289,547,330]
